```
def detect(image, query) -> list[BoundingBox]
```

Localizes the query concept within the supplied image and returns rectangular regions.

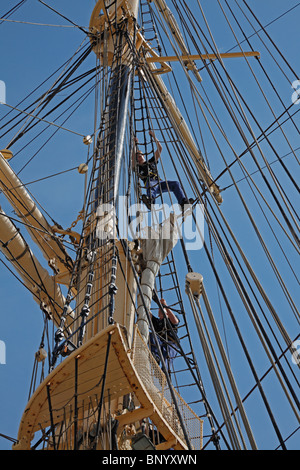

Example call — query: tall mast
[90,0,140,206]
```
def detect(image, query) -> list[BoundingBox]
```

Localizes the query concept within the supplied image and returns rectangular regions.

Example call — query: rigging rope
[1,0,299,451]
[37,0,89,35]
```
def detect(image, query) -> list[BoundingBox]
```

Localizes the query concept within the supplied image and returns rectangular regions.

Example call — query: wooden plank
[116,405,155,429]
[156,439,177,451]
[145,51,260,64]
[111,327,188,450]
[15,324,189,450]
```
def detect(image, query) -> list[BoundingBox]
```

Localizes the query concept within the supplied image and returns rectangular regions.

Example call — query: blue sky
[0,0,299,450]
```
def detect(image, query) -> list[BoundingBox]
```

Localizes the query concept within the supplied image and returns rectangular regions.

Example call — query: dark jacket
[138,156,159,183]
[151,315,179,343]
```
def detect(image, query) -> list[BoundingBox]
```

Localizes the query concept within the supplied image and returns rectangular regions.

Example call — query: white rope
[0,18,82,28]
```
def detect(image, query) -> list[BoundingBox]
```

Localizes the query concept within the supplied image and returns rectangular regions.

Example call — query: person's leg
[146,179,159,201]
[161,343,177,374]
[159,180,185,204]
[167,344,177,363]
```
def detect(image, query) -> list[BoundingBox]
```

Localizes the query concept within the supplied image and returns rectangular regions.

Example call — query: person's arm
[160,298,179,325]
[149,130,162,161]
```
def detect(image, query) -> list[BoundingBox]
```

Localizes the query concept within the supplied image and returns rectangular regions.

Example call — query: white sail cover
[136,212,179,342]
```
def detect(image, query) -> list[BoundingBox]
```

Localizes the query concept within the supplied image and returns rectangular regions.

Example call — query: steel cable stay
[131,44,300,440]
[0,0,28,26]
[129,69,264,448]
[178,204,300,438]
[151,255,225,448]
[0,37,90,126]
[164,47,300,224]
[136,56,299,330]
[196,185,300,367]
[219,146,300,194]
[197,63,300,247]
[119,238,225,450]
[3,41,93,148]
[184,0,298,85]
[195,1,300,92]
[14,79,100,177]
[0,65,100,142]
[184,86,300,255]
[201,331,300,451]
[169,0,300,229]
[213,104,300,182]
[178,237,290,450]
[6,46,95,150]
[139,18,300,258]
[0,55,94,135]
[242,0,298,79]
[204,198,300,380]
[228,0,300,150]
[214,1,300,196]
[37,0,89,35]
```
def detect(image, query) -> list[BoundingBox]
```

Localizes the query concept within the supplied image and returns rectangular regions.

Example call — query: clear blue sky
[0,0,299,450]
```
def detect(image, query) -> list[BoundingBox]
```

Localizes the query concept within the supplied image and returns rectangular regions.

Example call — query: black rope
[95,332,112,447]
[37,0,89,35]
[0,0,27,25]
[119,238,217,451]
[74,355,79,450]
[186,212,289,449]
[5,44,94,147]
[46,383,57,450]
[242,0,299,79]
[0,432,18,443]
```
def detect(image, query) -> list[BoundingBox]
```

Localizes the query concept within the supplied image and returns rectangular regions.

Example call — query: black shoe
[141,194,154,210]
[180,197,195,210]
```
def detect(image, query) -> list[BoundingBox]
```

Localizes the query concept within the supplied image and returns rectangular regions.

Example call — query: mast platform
[14,324,203,450]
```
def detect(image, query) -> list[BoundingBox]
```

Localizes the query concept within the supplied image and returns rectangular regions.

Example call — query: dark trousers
[149,332,177,369]
[146,179,185,204]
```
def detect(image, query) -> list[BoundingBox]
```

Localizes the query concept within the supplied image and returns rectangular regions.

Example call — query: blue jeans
[146,179,185,204]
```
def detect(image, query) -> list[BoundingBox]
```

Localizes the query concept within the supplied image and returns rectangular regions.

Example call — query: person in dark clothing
[149,298,180,370]
[134,131,194,210]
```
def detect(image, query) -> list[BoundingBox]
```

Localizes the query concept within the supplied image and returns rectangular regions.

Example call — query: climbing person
[134,131,194,211]
[149,298,180,371]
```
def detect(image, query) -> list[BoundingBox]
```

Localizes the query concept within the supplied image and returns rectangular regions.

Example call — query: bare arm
[160,298,179,325]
